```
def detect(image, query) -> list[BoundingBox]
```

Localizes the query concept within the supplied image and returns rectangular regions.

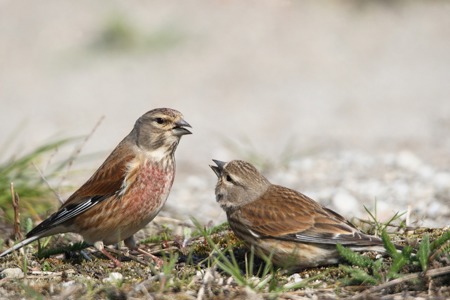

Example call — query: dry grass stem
[10,182,22,240]
[57,115,105,199]
[350,266,450,300]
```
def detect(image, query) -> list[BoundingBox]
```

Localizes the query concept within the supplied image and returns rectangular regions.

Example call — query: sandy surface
[1,1,449,228]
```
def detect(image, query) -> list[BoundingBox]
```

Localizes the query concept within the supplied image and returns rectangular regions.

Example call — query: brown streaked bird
[210,159,389,270]
[0,108,191,267]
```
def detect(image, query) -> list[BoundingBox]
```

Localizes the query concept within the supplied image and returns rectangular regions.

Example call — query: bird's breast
[124,159,175,221]
[74,159,175,245]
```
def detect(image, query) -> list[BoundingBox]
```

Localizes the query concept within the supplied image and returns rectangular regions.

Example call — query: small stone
[396,151,423,171]
[418,165,434,179]
[103,272,123,284]
[61,280,76,288]
[287,273,302,283]
[1,268,24,279]
[427,201,447,218]
[434,172,450,190]
[392,181,409,198]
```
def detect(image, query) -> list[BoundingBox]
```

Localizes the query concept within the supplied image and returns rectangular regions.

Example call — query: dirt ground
[1,1,449,228]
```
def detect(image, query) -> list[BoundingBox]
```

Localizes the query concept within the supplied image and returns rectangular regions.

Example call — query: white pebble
[287,273,303,283]
[396,151,423,171]
[434,172,450,190]
[1,268,24,279]
[103,272,123,284]
[392,181,409,198]
[427,201,447,218]
[418,165,434,179]
[61,280,77,288]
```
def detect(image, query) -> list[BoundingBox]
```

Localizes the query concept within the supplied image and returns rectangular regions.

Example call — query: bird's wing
[236,185,382,246]
[26,141,136,238]
[25,195,108,238]
[61,140,136,208]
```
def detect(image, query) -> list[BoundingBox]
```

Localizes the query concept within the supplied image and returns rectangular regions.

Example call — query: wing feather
[27,138,136,238]
[26,195,107,238]
[236,185,382,246]
[61,138,135,208]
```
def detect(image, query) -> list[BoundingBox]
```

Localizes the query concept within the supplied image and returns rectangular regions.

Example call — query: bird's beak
[173,118,192,136]
[210,159,227,177]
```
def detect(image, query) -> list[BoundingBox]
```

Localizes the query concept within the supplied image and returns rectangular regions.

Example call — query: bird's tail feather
[0,235,41,257]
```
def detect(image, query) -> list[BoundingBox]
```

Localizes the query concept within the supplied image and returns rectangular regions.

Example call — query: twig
[280,289,338,299]
[29,270,65,277]
[356,218,405,230]
[106,248,151,267]
[147,246,178,255]
[350,266,450,299]
[10,182,23,240]
[32,162,63,203]
[406,205,411,227]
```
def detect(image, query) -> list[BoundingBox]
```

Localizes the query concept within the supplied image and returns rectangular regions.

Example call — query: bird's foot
[100,248,122,268]
[135,248,163,268]
[94,241,121,268]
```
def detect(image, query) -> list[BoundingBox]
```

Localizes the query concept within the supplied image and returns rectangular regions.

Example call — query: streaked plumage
[210,159,387,270]
[1,108,191,266]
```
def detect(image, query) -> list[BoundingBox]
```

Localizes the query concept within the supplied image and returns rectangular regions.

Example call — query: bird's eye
[226,175,233,183]
[155,118,165,124]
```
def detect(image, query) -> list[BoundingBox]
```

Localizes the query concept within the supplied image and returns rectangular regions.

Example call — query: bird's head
[210,159,270,211]
[133,108,191,157]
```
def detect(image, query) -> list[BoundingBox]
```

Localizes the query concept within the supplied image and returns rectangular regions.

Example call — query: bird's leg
[94,241,121,268]
[124,236,163,267]
[101,248,122,268]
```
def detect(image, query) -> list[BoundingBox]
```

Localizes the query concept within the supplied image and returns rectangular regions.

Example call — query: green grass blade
[336,244,374,267]
[381,211,406,231]
[382,230,399,258]
[430,230,450,252]
[0,138,74,177]
[418,235,430,271]
[339,265,379,285]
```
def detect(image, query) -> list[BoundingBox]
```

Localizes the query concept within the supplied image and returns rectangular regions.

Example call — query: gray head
[210,159,271,212]
[131,108,191,155]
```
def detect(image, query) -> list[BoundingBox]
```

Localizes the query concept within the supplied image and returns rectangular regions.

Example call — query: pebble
[1,268,24,279]
[171,150,448,228]
[427,201,448,218]
[61,280,77,288]
[433,172,450,190]
[103,272,123,284]
[396,151,424,171]
[287,273,302,283]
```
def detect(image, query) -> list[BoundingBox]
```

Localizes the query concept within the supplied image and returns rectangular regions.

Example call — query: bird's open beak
[173,119,192,136]
[210,159,227,177]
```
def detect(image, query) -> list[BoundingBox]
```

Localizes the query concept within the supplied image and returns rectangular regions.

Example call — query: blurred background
[1,0,449,232]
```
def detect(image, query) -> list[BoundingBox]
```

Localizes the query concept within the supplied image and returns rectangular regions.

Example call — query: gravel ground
[169,149,450,229]
[1,0,449,230]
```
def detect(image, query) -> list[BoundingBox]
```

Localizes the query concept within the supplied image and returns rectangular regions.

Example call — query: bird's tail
[0,235,41,257]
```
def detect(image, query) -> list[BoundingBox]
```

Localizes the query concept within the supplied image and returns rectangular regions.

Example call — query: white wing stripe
[52,198,101,225]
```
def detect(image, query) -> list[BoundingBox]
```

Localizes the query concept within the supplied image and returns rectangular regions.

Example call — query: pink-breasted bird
[1,108,191,266]
[210,159,390,270]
